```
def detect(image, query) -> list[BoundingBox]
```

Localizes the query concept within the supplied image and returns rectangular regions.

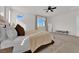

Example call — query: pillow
[0,27,6,42]
[15,24,25,36]
[6,26,17,40]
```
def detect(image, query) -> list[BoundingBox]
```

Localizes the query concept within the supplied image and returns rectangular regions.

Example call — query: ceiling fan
[44,6,56,12]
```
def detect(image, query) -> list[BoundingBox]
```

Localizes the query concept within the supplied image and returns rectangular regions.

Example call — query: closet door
[48,23,53,32]
[76,17,79,36]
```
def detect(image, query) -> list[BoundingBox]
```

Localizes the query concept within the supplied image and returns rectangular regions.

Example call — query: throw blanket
[27,30,53,52]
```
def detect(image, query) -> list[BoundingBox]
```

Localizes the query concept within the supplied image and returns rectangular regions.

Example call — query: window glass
[36,16,47,30]
[16,15,24,21]
[37,18,45,27]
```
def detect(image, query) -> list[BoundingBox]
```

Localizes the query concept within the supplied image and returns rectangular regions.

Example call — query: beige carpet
[38,32,79,53]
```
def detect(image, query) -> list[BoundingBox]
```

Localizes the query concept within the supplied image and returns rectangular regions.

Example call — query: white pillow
[6,26,17,40]
[0,27,6,42]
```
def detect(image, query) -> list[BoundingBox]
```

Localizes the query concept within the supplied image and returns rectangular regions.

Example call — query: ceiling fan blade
[51,10,53,12]
[52,7,56,9]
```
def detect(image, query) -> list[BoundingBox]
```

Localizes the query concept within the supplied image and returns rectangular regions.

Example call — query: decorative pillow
[6,26,17,40]
[0,27,6,42]
[15,24,25,36]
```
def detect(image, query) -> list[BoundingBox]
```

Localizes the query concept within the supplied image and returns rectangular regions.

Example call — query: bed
[0,29,54,53]
[22,30,54,52]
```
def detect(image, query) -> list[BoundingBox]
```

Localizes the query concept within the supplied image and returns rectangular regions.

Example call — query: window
[16,15,24,21]
[37,17,45,27]
[36,16,48,30]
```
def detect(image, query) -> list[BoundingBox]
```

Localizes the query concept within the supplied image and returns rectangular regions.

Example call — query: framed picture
[36,15,48,31]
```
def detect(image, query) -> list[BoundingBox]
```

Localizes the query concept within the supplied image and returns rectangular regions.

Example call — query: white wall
[10,7,79,36]
[48,11,78,36]
[11,11,36,32]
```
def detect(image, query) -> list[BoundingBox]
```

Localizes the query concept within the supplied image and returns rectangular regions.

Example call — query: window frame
[36,15,48,31]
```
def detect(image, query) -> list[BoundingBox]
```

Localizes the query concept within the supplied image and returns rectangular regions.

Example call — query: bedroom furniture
[0,21,54,53]
[0,47,13,53]
[18,30,54,53]
[26,31,53,52]
[24,40,54,53]
[23,50,32,53]
[34,40,54,53]
[0,23,29,53]
[15,24,25,36]
[0,35,30,53]
[0,30,54,53]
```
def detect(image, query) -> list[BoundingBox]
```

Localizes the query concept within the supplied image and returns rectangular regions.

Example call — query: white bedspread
[1,36,30,53]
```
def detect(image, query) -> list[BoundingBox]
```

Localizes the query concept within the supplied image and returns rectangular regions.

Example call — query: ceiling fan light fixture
[48,10,51,11]
[44,6,56,12]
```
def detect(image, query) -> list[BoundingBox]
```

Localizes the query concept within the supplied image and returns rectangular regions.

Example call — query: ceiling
[11,6,79,17]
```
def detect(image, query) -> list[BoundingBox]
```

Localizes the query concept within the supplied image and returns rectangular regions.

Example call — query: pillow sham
[0,27,6,42]
[6,26,17,40]
[15,24,25,36]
